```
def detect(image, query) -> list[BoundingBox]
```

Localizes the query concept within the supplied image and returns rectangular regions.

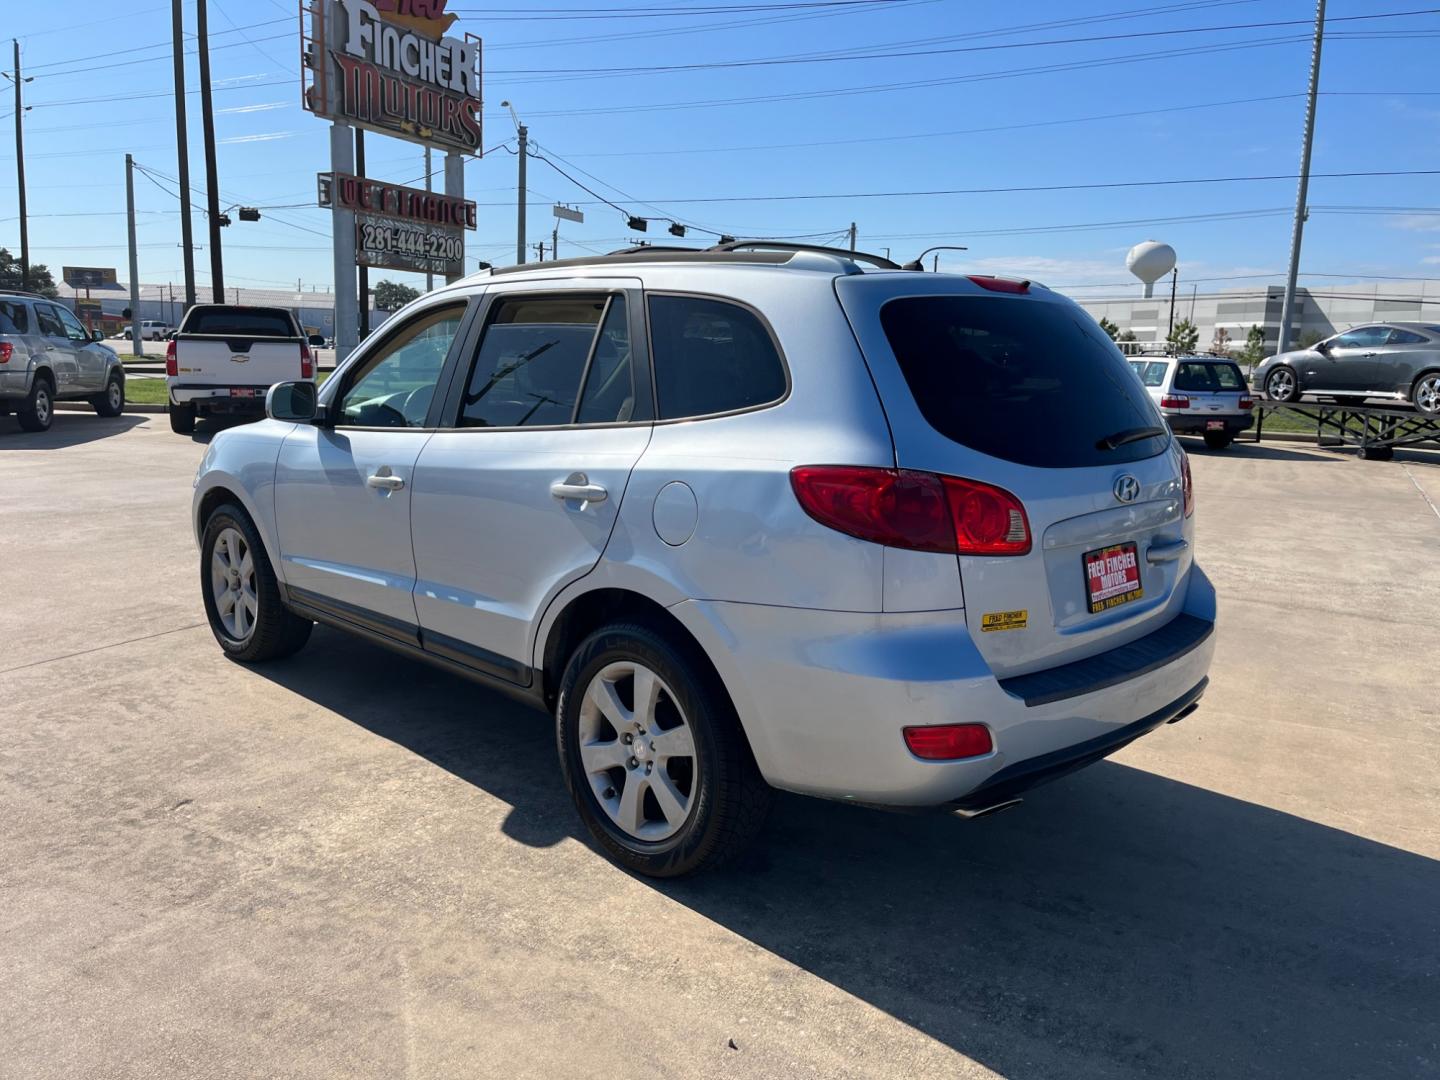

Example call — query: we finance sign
[305,0,482,154]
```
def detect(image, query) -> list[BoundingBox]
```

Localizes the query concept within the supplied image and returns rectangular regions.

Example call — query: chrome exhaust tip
[951,797,1023,820]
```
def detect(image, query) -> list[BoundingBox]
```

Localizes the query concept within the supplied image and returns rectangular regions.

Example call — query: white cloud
[1388,215,1440,233]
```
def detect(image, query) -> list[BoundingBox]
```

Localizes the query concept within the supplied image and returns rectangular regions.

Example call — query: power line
[448,0,901,19]
[23,16,291,72]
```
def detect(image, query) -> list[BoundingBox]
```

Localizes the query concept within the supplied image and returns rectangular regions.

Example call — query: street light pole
[126,154,141,349]
[1277,0,1326,355]
[171,0,196,307]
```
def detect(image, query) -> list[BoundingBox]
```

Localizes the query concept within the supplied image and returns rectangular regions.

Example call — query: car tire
[556,621,772,877]
[169,401,196,434]
[1202,432,1233,450]
[1264,366,1299,403]
[93,372,125,417]
[200,503,313,663]
[17,374,54,432]
[1411,371,1440,416]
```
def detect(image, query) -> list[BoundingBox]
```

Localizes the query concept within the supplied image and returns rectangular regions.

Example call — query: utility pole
[11,40,29,291]
[196,0,223,300]
[171,0,196,307]
[535,241,545,263]
[1168,267,1179,337]
[356,129,368,337]
[848,222,857,251]
[1277,0,1325,355]
[125,155,141,349]
[424,147,433,291]
[552,221,559,262]
[501,101,527,264]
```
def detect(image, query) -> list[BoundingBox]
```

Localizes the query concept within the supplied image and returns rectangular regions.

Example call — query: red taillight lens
[904,723,994,761]
[1160,395,1189,409]
[300,342,314,379]
[1181,452,1194,518]
[165,339,177,377]
[0,342,13,364]
[1239,396,1254,409]
[789,466,1031,556]
[967,275,1030,294]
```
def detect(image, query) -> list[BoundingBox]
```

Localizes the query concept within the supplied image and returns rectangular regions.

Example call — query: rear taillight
[300,342,314,379]
[1160,395,1189,409]
[0,342,12,364]
[165,339,177,377]
[904,723,994,760]
[1181,452,1194,518]
[789,466,1031,556]
[1239,396,1254,409]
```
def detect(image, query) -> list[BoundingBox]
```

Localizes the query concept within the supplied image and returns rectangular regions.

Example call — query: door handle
[1362,351,1379,358]
[550,472,608,504]
[1146,538,1188,565]
[366,469,405,492]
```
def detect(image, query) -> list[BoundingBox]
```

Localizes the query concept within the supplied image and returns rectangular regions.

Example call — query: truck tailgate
[174,336,308,386]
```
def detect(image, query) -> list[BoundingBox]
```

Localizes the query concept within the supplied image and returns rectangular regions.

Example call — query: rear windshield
[879,295,1168,468]
[183,307,296,337]
[1173,361,1246,392]
[0,300,27,334]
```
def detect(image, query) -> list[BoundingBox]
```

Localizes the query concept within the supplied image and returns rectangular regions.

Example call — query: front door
[1318,326,1390,391]
[410,284,651,682]
[274,300,471,638]
[33,303,81,394]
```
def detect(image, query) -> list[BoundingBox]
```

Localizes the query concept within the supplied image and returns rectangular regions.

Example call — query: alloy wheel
[209,527,258,642]
[578,660,698,842]
[1416,375,1440,415]
[1267,369,1295,401]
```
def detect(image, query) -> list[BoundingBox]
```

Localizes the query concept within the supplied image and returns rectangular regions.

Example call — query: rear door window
[1173,361,1245,392]
[0,300,27,334]
[878,295,1168,468]
[1387,328,1427,345]
[648,295,787,419]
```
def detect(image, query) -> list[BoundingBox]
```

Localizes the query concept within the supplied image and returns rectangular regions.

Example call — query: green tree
[0,248,59,297]
[1240,324,1266,370]
[1167,318,1199,354]
[1097,316,1120,341]
[1117,329,1137,343]
[373,279,421,311]
[1297,329,1326,349]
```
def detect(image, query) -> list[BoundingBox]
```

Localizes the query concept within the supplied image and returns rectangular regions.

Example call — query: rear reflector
[790,466,1031,556]
[904,723,994,760]
[0,342,12,363]
[1181,451,1194,518]
[300,342,314,379]
[1160,395,1189,409]
[967,275,1030,294]
[165,339,177,378]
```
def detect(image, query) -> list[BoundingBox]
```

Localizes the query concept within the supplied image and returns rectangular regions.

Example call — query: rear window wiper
[1096,425,1166,450]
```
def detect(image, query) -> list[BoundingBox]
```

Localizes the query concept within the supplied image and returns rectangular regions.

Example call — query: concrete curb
[54,402,167,414]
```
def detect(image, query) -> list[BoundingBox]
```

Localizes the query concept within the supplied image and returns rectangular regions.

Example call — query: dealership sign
[304,0,483,155]
[318,171,472,278]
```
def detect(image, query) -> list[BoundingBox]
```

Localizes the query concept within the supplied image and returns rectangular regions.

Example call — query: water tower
[1126,240,1176,299]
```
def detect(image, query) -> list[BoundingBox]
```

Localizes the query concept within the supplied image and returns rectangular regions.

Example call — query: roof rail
[709,239,900,271]
[0,288,49,300]
[487,247,838,276]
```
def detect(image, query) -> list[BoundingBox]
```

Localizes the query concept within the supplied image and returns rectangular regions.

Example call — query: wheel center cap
[632,738,649,761]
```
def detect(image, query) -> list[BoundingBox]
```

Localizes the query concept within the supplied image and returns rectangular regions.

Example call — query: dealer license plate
[229,388,257,398]
[1084,541,1143,614]
[1206,419,1225,430]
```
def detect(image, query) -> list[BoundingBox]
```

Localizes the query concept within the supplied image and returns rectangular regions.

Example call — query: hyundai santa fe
[191,244,1215,876]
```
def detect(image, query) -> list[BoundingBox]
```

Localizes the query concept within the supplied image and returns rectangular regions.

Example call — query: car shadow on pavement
[1177,438,1346,462]
[257,626,1437,1080]
[1,412,147,447]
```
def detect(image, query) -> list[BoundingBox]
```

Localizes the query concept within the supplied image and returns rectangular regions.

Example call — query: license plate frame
[1084,541,1143,614]
[1206,419,1225,430]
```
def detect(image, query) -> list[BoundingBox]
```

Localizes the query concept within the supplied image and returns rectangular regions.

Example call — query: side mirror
[91,329,105,341]
[1314,339,1330,354]
[266,380,318,423]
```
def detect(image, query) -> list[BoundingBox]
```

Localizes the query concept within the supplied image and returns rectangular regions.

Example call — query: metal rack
[1253,401,1440,460]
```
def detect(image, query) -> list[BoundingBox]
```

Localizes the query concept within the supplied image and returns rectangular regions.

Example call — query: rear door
[409,280,651,681]
[838,277,1190,678]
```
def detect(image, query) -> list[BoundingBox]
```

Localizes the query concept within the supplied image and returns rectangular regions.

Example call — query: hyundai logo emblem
[1113,474,1141,504]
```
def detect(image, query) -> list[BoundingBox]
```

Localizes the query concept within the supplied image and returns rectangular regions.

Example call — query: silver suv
[1,290,126,432]
[192,246,1216,876]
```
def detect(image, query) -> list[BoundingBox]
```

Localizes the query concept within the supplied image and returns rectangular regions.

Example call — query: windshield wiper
[1096,425,1166,450]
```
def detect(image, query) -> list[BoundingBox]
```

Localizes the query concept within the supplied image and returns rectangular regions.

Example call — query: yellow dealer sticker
[981,610,1028,632]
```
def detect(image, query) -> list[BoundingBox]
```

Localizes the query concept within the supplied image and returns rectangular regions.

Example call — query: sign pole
[424,147,434,292]
[126,154,142,350]
[331,121,358,361]
[445,151,464,285]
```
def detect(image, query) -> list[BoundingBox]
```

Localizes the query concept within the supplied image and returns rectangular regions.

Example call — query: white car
[191,244,1215,876]
[1129,355,1255,450]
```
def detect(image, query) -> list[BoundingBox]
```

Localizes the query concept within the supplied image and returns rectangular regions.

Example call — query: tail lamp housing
[300,342,314,380]
[0,342,13,364]
[1160,395,1189,409]
[789,466,1031,556]
[165,339,177,377]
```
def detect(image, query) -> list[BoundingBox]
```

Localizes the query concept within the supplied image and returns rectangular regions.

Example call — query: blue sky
[2,0,1437,298]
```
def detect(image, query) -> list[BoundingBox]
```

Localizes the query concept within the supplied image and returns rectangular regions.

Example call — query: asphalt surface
[2,415,1437,1080]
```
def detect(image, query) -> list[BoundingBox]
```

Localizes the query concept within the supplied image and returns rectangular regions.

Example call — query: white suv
[192,245,1215,876]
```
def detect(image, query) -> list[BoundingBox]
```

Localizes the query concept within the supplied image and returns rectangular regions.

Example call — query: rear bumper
[1164,413,1254,435]
[0,369,32,399]
[169,383,272,411]
[669,563,1217,806]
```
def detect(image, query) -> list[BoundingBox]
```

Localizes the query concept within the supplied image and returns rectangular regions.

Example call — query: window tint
[1137,360,1169,387]
[1173,362,1245,392]
[55,305,91,342]
[0,300,27,334]
[1332,326,1390,349]
[35,305,65,338]
[458,295,611,428]
[575,299,636,424]
[337,304,464,428]
[879,296,1168,469]
[648,295,786,419]
[1387,328,1427,345]
[184,307,296,337]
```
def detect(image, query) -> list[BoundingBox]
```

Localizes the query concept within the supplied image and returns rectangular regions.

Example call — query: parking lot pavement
[2,418,1437,1080]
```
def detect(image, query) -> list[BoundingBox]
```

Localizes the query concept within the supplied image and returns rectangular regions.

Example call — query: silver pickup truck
[167,305,315,434]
